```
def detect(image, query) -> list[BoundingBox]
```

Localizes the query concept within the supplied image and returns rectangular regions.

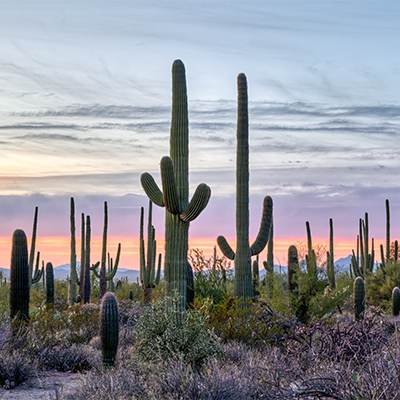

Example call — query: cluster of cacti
[100,292,119,366]
[141,60,211,311]
[351,213,375,277]
[10,229,30,331]
[91,201,121,298]
[139,201,161,304]
[217,73,273,301]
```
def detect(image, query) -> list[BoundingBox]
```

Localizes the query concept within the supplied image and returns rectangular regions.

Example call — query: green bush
[133,296,221,365]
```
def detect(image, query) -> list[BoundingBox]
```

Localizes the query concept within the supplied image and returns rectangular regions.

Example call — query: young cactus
[139,201,162,304]
[46,262,54,305]
[100,292,119,367]
[217,73,273,300]
[141,60,211,311]
[392,287,400,317]
[10,230,30,327]
[353,276,365,321]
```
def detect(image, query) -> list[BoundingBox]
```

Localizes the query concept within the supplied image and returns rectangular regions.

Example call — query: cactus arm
[28,206,38,287]
[140,173,165,207]
[250,196,273,256]
[160,156,180,214]
[217,235,235,260]
[105,243,120,280]
[92,265,101,279]
[180,183,211,222]
[32,251,43,284]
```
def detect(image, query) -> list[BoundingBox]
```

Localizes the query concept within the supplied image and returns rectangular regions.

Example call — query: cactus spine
[217,73,273,300]
[100,292,119,367]
[327,218,336,289]
[10,230,30,327]
[139,201,161,304]
[353,276,365,321]
[141,60,211,311]
[46,262,54,305]
[69,197,79,304]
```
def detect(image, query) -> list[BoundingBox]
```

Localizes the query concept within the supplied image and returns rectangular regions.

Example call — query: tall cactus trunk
[266,221,274,297]
[83,215,91,304]
[69,198,78,304]
[386,199,391,263]
[46,262,54,306]
[10,230,30,330]
[80,213,85,300]
[100,202,108,299]
[235,73,252,299]
[327,218,336,289]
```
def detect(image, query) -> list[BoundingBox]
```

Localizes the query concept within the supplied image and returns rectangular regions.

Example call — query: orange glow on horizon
[0,234,380,269]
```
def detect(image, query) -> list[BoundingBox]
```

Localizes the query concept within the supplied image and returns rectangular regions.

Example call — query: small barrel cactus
[100,292,119,366]
[353,276,365,321]
[10,229,30,325]
[46,262,54,305]
[392,287,400,317]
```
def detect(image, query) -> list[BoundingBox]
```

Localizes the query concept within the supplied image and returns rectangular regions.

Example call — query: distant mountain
[0,264,140,282]
[334,255,352,273]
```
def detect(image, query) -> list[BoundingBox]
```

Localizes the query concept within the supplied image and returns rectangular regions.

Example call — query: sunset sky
[0,1,400,268]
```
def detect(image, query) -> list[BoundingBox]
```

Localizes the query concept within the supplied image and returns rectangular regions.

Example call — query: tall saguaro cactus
[79,213,86,299]
[327,218,336,289]
[10,230,30,327]
[83,215,91,304]
[141,60,211,311]
[217,73,273,300]
[28,206,43,287]
[69,197,79,304]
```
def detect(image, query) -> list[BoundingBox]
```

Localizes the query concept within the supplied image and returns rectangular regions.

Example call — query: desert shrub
[36,344,99,372]
[0,350,32,389]
[133,296,221,365]
[367,262,400,311]
[203,297,295,346]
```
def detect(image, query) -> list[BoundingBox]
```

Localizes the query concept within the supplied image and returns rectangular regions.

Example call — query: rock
[0,371,82,399]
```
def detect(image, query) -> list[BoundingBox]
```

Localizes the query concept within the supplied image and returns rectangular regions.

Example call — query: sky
[0,1,399,267]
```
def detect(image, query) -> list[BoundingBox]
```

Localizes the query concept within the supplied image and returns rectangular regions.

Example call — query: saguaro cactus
[252,255,260,296]
[83,215,91,304]
[10,230,30,326]
[392,287,400,317]
[327,218,336,289]
[69,197,79,304]
[100,292,119,367]
[288,245,300,310]
[353,276,365,321]
[217,74,273,300]
[46,262,54,305]
[139,201,162,304]
[79,213,85,299]
[141,60,211,311]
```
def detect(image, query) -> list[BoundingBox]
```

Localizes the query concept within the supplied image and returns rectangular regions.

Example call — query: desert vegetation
[1,60,400,400]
